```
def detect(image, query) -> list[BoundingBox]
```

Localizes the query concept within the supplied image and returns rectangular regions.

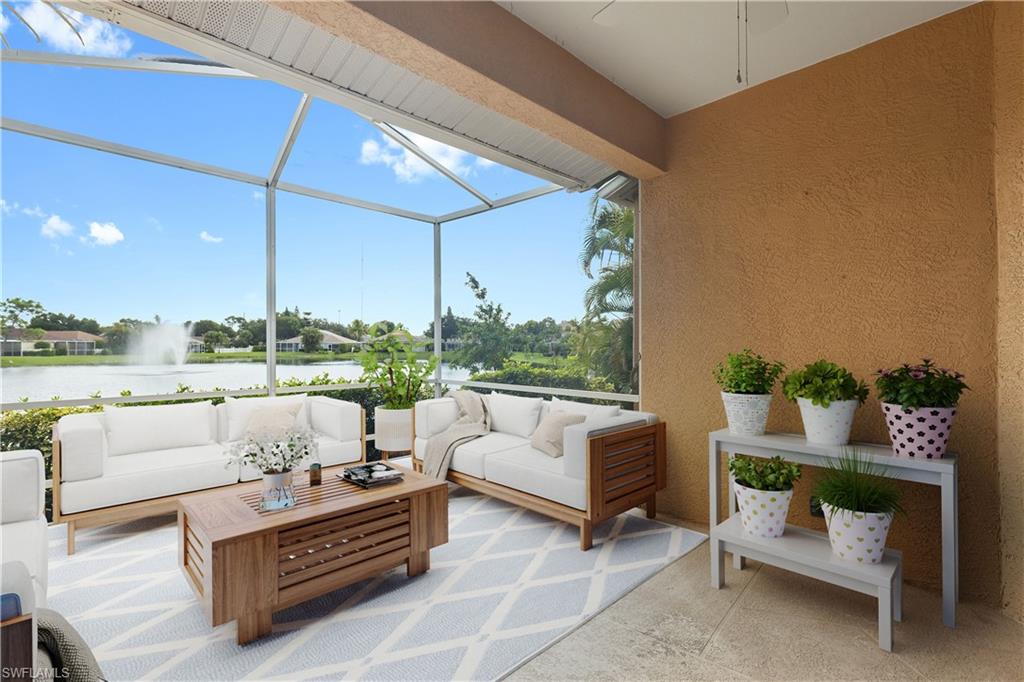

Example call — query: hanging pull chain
[736,0,742,83]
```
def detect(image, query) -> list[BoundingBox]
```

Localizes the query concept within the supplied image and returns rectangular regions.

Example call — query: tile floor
[511,520,1024,681]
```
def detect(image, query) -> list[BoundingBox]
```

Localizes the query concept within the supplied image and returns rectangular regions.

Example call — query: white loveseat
[53,394,364,553]
[412,393,666,549]
[1,450,48,606]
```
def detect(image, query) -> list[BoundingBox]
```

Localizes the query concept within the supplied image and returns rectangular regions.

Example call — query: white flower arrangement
[227,428,319,474]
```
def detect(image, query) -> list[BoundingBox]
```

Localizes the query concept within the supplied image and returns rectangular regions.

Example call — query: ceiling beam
[269,94,311,187]
[1,49,255,78]
[436,183,563,223]
[276,181,435,223]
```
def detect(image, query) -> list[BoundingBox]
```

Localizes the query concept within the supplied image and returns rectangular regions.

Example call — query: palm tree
[579,198,633,318]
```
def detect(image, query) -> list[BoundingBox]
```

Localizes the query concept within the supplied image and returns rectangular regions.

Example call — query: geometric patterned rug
[47,485,705,681]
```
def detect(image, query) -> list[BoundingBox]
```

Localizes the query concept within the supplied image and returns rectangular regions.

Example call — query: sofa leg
[645,494,657,519]
[66,520,76,555]
[579,519,592,551]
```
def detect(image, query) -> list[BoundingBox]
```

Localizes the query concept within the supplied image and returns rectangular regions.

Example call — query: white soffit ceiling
[500,0,975,117]
[73,0,618,189]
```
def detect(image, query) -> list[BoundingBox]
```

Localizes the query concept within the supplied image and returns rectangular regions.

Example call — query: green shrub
[714,349,785,394]
[782,359,869,407]
[729,456,802,491]
[813,450,903,515]
[469,360,616,402]
[874,358,967,409]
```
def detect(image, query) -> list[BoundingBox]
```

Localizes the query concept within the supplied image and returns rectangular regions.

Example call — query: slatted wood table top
[179,465,447,545]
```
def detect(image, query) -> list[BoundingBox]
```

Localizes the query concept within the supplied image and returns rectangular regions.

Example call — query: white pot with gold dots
[733,481,794,538]
[821,503,893,564]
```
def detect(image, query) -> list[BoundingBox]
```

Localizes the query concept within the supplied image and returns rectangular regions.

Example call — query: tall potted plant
[360,327,438,456]
[714,349,785,436]
[814,451,903,564]
[729,456,802,538]
[782,360,869,445]
[875,359,968,458]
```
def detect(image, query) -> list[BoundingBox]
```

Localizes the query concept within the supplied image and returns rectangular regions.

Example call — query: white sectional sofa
[1,450,48,606]
[412,393,666,549]
[53,394,364,553]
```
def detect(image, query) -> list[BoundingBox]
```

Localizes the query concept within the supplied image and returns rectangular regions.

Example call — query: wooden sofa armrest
[586,422,666,524]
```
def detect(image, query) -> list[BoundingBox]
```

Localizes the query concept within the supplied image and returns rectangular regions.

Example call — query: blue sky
[1,4,598,334]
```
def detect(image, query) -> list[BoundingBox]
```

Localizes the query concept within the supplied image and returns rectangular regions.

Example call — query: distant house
[276,329,360,353]
[187,337,205,353]
[371,330,430,352]
[0,329,105,355]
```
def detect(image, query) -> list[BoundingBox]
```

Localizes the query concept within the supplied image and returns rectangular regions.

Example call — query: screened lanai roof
[55,0,621,191]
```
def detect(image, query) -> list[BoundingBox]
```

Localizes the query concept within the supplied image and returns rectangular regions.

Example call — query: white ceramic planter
[375,406,414,452]
[733,481,793,538]
[260,470,295,511]
[821,502,893,564]
[721,392,773,436]
[797,398,858,445]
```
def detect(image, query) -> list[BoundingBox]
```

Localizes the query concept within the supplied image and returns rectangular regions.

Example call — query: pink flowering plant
[227,428,319,474]
[874,359,968,410]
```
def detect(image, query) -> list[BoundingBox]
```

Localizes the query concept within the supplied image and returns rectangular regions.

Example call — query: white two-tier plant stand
[708,430,960,642]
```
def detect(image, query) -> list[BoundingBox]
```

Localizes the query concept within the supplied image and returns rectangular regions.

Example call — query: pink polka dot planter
[881,402,956,458]
[822,503,893,564]
[733,481,793,538]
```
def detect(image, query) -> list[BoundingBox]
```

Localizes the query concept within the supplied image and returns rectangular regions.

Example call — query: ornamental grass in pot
[782,360,869,446]
[714,349,785,436]
[814,451,903,564]
[875,358,968,459]
[729,456,802,538]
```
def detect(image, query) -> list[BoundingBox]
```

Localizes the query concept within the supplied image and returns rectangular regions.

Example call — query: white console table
[708,429,959,628]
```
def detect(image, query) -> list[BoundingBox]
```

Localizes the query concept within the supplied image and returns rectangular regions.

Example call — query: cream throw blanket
[422,391,490,479]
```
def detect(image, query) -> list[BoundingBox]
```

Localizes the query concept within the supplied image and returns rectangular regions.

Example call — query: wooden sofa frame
[51,409,366,555]
[411,421,667,550]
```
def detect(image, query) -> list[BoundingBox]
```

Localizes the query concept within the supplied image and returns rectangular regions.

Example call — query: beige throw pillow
[245,403,302,440]
[530,411,586,457]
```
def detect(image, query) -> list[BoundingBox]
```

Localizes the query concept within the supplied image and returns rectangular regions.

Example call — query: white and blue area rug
[47,486,705,681]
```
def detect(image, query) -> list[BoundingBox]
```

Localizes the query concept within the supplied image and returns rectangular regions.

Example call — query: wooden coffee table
[177,466,448,644]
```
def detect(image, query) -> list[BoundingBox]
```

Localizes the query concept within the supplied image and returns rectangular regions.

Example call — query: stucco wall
[640,2,1014,606]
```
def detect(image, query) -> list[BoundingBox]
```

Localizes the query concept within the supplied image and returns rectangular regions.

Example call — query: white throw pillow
[487,393,544,438]
[104,401,215,456]
[530,412,586,457]
[245,403,302,440]
[225,395,308,442]
[551,396,620,422]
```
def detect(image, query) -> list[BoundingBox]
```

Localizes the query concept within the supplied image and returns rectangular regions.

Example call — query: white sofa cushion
[446,432,528,479]
[414,397,459,438]
[485,445,586,510]
[487,393,543,438]
[1,450,44,523]
[551,396,621,422]
[1,519,48,603]
[60,444,238,514]
[57,413,106,481]
[104,402,216,456]
[238,436,362,481]
[309,396,362,443]
[224,395,308,442]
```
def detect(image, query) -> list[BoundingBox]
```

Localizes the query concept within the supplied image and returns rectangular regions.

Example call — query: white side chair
[1,450,48,606]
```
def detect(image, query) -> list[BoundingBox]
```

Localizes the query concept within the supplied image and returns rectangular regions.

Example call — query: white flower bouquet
[227,428,319,474]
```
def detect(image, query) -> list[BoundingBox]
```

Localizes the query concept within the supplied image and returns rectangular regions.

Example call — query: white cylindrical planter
[733,481,793,538]
[821,503,893,564]
[797,398,858,445]
[375,407,413,452]
[721,392,773,436]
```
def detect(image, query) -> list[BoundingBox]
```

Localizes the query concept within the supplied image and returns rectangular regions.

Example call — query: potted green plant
[782,360,869,446]
[359,327,438,456]
[714,349,785,436]
[814,451,903,564]
[729,456,802,538]
[875,358,968,458]
[227,428,318,511]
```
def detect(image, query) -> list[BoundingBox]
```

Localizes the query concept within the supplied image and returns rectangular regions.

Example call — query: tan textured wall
[272,1,666,179]
[994,1,1024,621]
[640,3,1009,604]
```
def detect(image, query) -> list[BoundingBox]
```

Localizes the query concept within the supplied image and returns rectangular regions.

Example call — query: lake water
[2,361,472,403]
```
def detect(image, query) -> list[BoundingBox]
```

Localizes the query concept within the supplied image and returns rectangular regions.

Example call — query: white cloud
[41,214,74,239]
[199,230,223,244]
[22,205,46,218]
[0,198,16,214]
[359,129,496,183]
[88,221,124,246]
[16,2,132,57]
[0,11,9,33]
[252,190,265,201]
